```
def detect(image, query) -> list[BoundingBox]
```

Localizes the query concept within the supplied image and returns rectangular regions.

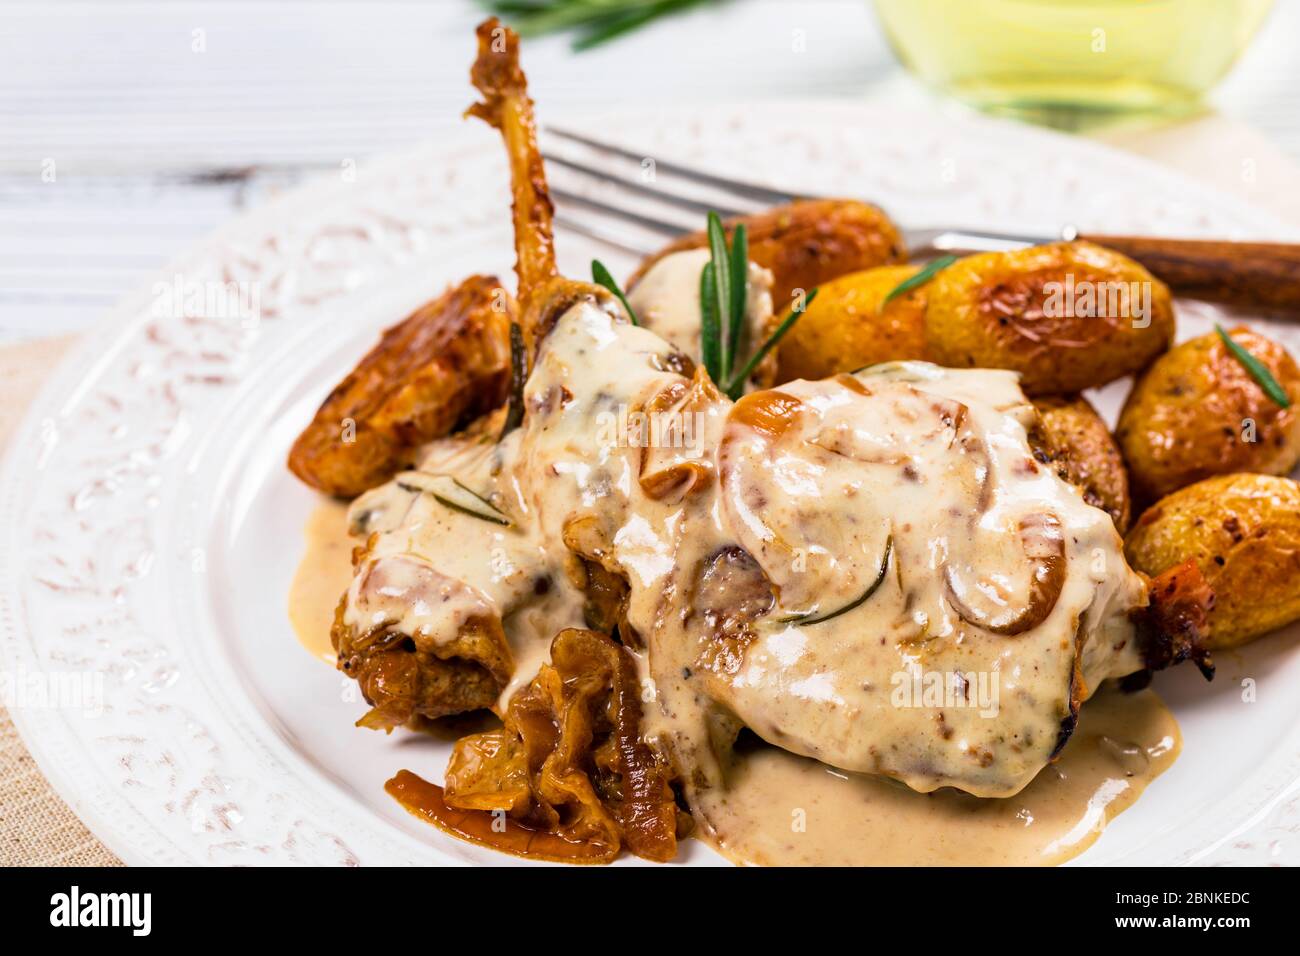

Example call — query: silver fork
[542,126,1300,312]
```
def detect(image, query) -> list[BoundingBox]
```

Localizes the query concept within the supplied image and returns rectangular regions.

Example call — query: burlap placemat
[0,335,122,866]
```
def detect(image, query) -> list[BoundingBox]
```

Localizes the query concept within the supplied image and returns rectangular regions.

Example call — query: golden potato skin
[1116,326,1300,506]
[1031,395,1131,532]
[289,275,513,498]
[774,265,926,382]
[629,199,905,313]
[1125,474,1300,649]
[924,242,1174,396]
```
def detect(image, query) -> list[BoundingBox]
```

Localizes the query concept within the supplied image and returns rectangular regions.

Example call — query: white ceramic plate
[4,103,1300,866]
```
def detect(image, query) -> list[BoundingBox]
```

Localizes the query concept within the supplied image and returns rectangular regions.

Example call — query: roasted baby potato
[1031,394,1132,532]
[1116,326,1300,506]
[288,274,513,498]
[774,264,927,382]
[924,242,1175,396]
[629,199,905,312]
[1125,473,1300,649]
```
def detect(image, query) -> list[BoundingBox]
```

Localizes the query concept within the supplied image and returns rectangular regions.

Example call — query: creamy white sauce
[288,500,352,665]
[314,250,1163,861]
[708,363,1147,796]
[344,431,588,705]
[694,683,1179,866]
[628,248,775,373]
[479,303,1147,799]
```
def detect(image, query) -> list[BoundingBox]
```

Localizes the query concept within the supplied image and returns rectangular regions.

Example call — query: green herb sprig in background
[484,0,716,51]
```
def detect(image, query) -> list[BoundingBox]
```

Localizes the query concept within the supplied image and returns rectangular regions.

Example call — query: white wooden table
[3,0,1299,342]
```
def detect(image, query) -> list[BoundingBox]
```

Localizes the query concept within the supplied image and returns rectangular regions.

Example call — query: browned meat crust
[330,559,514,731]
[1122,559,1217,691]
[1030,394,1132,532]
[287,274,513,498]
[1050,654,1084,760]
[342,640,502,728]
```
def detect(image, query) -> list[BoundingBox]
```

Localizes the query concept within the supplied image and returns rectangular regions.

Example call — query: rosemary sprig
[780,535,892,626]
[705,212,734,378]
[483,0,712,52]
[397,473,513,527]
[498,322,527,440]
[882,254,958,306]
[1216,325,1291,409]
[726,222,749,379]
[591,259,638,326]
[694,208,816,400]
[432,490,511,527]
[700,211,752,386]
[723,289,818,400]
[699,261,723,385]
[573,0,697,51]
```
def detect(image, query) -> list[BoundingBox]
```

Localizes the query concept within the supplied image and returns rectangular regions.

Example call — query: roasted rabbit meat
[339,20,1215,866]
[301,19,1228,866]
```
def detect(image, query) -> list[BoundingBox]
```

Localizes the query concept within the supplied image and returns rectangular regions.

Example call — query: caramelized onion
[727,389,804,440]
[389,629,678,864]
[386,770,614,863]
[638,369,719,502]
[944,513,1066,636]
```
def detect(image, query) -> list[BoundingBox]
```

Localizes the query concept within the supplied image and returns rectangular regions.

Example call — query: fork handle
[1080,234,1300,312]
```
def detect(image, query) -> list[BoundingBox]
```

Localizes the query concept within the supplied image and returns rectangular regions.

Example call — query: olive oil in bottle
[872,0,1274,123]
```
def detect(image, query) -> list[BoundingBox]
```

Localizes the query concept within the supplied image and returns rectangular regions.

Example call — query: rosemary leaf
[1216,325,1291,409]
[882,254,958,306]
[431,492,512,527]
[573,1,692,51]
[725,288,819,400]
[485,0,710,52]
[592,259,639,326]
[397,473,513,527]
[487,0,617,37]
[706,212,732,379]
[781,535,892,626]
[726,222,749,379]
[498,321,527,440]
[699,261,723,386]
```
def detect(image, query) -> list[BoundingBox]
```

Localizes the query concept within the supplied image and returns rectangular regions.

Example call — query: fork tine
[550,186,689,238]
[543,152,750,219]
[547,127,805,206]
[554,214,656,257]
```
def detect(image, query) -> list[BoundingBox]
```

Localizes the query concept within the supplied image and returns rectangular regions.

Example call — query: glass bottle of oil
[872,0,1275,124]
